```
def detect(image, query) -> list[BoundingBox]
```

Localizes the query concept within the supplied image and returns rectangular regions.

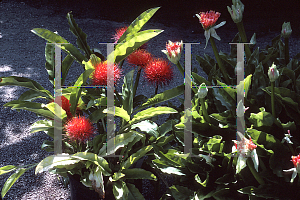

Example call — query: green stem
[285,37,290,65]
[288,143,296,155]
[209,37,231,85]
[271,82,275,118]
[200,98,210,123]
[236,21,252,61]
[176,62,198,94]
[133,66,142,98]
[246,158,265,185]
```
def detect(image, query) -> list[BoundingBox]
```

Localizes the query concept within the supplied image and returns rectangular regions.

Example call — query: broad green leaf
[131,120,159,138]
[103,106,131,122]
[215,79,236,108]
[157,119,175,138]
[45,42,55,85]
[191,72,211,86]
[71,152,111,175]
[35,154,80,174]
[41,140,54,152]
[122,70,134,115]
[153,148,187,168]
[3,101,54,119]
[121,145,153,170]
[31,28,87,65]
[88,107,106,123]
[169,185,194,200]
[0,76,52,99]
[126,183,145,200]
[135,84,184,112]
[244,74,252,98]
[69,68,94,116]
[0,165,17,175]
[130,107,177,125]
[1,168,29,198]
[122,168,156,180]
[112,172,126,181]
[61,54,75,86]
[18,90,50,101]
[111,29,163,64]
[118,7,160,43]
[45,102,67,120]
[99,131,143,156]
[66,12,92,59]
[249,110,275,127]
[113,181,129,200]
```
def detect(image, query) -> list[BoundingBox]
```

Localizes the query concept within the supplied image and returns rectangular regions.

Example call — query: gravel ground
[0,1,300,199]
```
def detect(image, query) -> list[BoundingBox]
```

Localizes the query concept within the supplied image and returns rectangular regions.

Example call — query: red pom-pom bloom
[292,154,300,168]
[197,10,221,30]
[127,49,153,68]
[64,116,95,143]
[91,61,122,86]
[144,58,174,87]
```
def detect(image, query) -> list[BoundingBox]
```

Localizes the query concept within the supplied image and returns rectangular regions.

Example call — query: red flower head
[144,58,174,87]
[51,96,82,119]
[292,154,300,168]
[127,49,153,68]
[197,10,221,30]
[64,116,95,143]
[91,61,122,86]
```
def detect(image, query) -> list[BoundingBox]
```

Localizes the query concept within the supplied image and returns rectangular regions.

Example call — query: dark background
[11,0,300,35]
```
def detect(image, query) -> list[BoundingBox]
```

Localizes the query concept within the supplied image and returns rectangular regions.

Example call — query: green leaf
[71,152,112,175]
[121,145,153,170]
[18,90,49,102]
[244,74,252,99]
[112,172,126,181]
[196,55,213,76]
[99,131,143,156]
[61,54,75,86]
[131,120,159,138]
[1,168,29,198]
[153,148,187,168]
[41,140,54,152]
[69,68,94,116]
[191,72,211,86]
[169,185,194,200]
[118,7,160,43]
[195,173,209,187]
[122,70,134,115]
[113,181,129,200]
[122,168,156,180]
[111,29,163,64]
[0,165,17,175]
[126,183,145,200]
[103,106,131,122]
[45,102,67,120]
[66,12,92,59]
[135,84,184,113]
[3,101,55,119]
[88,107,106,123]
[248,110,275,127]
[215,79,236,108]
[130,107,177,125]
[35,154,80,174]
[31,28,87,65]
[0,76,52,99]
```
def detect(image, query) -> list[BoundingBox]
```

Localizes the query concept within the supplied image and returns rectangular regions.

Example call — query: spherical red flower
[144,58,174,87]
[292,154,300,168]
[64,116,95,143]
[51,96,82,119]
[91,61,122,86]
[198,10,221,30]
[127,49,153,68]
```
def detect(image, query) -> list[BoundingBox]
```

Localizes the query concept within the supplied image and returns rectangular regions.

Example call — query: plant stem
[285,37,290,65]
[271,81,275,118]
[176,62,198,94]
[155,84,159,95]
[200,98,210,123]
[133,66,142,97]
[236,21,252,61]
[246,158,265,185]
[209,37,231,85]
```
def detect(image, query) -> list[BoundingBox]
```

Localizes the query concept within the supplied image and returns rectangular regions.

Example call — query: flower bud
[227,0,244,23]
[197,83,208,99]
[281,22,292,38]
[268,63,279,82]
[161,40,183,64]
